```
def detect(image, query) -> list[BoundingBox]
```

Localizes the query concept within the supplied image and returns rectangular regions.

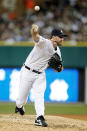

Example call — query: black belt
[24,65,42,74]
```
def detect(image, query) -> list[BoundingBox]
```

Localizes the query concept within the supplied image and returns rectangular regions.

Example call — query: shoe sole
[34,123,48,127]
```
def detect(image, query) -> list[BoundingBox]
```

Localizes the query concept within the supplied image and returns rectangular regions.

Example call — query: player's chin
[59,41,63,46]
[57,42,62,46]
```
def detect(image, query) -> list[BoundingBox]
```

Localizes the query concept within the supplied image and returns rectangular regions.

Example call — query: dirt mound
[0,114,87,131]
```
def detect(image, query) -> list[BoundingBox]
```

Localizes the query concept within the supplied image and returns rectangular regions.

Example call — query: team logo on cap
[61,30,63,33]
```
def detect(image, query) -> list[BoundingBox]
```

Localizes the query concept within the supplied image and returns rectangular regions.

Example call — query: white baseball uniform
[16,36,61,117]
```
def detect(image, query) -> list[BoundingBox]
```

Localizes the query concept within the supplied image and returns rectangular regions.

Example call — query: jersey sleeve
[34,36,49,47]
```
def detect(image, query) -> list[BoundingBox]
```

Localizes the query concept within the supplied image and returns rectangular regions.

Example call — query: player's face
[51,36,64,47]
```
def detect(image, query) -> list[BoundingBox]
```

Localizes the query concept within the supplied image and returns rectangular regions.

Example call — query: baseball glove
[48,53,63,72]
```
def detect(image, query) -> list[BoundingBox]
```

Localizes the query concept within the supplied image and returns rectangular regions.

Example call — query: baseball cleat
[35,115,48,127]
[15,106,25,115]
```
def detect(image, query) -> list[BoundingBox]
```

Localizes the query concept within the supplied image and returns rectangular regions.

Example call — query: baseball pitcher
[15,24,67,127]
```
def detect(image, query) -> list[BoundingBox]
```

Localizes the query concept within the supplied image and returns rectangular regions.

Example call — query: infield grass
[0,102,87,115]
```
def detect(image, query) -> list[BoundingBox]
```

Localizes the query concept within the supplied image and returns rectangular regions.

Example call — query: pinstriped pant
[16,66,46,118]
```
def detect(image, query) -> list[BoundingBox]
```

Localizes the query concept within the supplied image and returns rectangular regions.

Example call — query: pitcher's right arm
[31,24,40,43]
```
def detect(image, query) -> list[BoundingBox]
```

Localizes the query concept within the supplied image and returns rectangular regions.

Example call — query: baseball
[34,5,40,11]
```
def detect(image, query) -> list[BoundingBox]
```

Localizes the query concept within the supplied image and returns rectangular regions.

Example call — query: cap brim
[59,34,68,38]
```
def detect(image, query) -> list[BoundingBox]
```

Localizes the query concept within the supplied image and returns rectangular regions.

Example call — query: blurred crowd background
[0,0,87,43]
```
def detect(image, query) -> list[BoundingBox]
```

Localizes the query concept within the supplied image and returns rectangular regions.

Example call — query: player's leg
[16,79,32,107]
[15,67,34,115]
[33,72,48,126]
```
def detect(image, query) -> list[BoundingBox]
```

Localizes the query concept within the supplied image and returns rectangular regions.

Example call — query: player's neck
[55,47,57,50]
[51,39,57,49]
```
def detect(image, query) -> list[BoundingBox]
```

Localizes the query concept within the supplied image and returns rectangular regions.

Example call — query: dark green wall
[60,47,87,68]
[0,46,87,68]
[0,46,33,67]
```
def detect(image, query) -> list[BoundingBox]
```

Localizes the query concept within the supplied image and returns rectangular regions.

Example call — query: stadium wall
[0,46,87,67]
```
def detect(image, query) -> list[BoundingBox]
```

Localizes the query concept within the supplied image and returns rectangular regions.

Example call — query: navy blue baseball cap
[51,29,68,38]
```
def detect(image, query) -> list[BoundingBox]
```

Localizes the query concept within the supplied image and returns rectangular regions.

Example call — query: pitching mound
[0,114,87,131]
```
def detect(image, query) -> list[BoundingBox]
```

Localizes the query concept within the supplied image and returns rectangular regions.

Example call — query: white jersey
[25,36,61,72]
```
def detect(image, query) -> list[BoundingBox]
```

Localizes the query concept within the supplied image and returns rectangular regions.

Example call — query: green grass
[0,102,87,115]
[45,103,87,115]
